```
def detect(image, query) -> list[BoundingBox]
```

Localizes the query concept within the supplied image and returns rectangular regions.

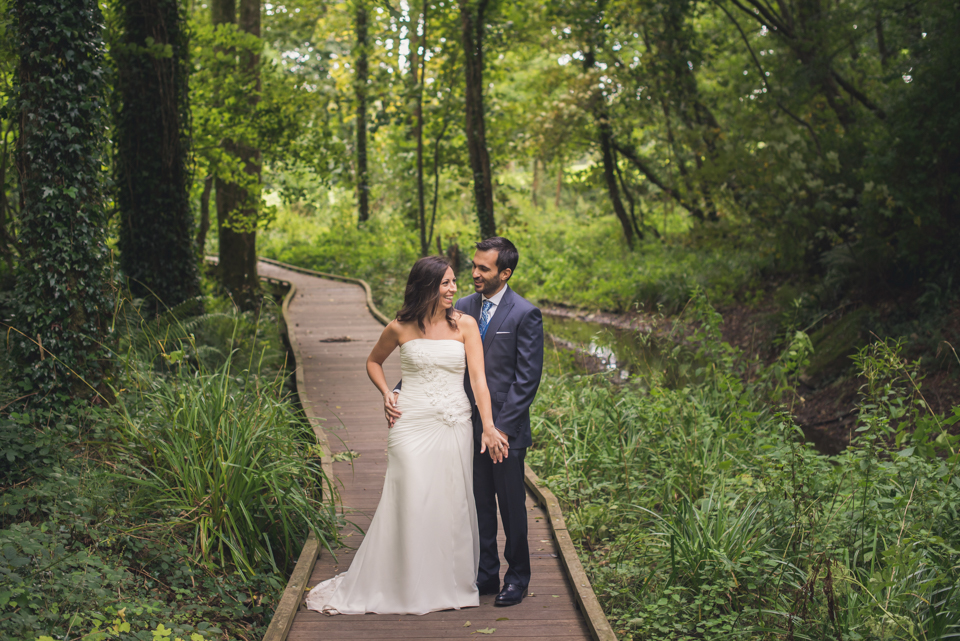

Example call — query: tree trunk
[415,0,428,255]
[0,120,17,271]
[428,115,451,252]
[115,0,199,311]
[13,0,114,400]
[212,0,260,307]
[196,173,213,252]
[597,112,635,248]
[583,49,634,248]
[459,0,495,239]
[555,163,563,208]
[531,157,539,207]
[355,0,370,225]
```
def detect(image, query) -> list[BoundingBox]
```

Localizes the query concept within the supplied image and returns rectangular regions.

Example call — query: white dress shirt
[481,284,508,315]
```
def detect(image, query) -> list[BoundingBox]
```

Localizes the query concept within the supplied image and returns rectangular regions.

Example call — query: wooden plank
[261,532,320,641]
[258,256,392,325]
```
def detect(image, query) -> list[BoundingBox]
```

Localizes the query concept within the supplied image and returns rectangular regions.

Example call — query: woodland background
[0,0,958,639]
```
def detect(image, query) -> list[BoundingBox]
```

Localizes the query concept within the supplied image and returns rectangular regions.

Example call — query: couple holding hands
[306,236,544,616]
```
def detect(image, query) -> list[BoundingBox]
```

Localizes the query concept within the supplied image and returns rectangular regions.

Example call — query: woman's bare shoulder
[382,319,407,340]
[455,311,478,328]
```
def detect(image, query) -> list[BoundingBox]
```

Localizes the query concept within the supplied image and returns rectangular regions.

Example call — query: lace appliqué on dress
[405,342,471,428]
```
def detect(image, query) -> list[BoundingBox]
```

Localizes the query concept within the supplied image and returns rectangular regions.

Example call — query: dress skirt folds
[305,339,480,615]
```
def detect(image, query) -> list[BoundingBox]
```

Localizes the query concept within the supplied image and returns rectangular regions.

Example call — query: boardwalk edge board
[250,256,617,641]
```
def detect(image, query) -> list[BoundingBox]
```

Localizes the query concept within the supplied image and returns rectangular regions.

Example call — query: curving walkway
[257,259,596,641]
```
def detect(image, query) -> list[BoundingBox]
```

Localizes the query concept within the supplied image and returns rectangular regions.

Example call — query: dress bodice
[398,339,472,428]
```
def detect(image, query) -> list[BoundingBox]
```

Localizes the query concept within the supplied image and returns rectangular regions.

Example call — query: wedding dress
[305,339,480,615]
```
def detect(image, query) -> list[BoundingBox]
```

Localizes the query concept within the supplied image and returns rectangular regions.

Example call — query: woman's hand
[383,391,401,428]
[480,425,510,463]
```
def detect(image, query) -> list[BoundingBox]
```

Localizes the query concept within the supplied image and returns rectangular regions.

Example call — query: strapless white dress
[305,339,480,615]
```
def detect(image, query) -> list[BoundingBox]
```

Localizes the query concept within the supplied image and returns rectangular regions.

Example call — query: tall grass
[114,303,340,578]
[529,295,960,640]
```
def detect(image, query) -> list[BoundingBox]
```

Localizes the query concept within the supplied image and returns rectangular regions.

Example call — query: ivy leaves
[11,0,114,403]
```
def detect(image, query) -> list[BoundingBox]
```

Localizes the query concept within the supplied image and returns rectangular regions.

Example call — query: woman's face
[438,266,457,310]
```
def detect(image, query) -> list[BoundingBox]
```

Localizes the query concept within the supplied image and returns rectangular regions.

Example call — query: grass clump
[115,351,337,578]
[528,294,960,640]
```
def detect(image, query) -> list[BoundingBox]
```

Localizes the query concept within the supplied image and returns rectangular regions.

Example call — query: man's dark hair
[475,237,519,277]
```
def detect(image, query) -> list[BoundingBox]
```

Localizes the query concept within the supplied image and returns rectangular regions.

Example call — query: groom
[458,237,544,607]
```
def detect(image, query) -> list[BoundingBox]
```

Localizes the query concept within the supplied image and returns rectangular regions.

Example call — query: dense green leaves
[10,0,115,402]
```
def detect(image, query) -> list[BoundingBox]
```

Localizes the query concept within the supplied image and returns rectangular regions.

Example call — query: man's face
[472,249,510,296]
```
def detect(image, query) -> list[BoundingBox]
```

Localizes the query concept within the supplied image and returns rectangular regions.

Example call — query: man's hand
[384,391,401,427]
[480,426,510,463]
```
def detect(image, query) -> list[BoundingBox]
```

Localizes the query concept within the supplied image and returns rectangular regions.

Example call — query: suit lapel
[482,286,515,354]
[466,293,482,321]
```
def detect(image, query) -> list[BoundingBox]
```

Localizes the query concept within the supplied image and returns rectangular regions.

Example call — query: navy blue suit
[456,286,543,590]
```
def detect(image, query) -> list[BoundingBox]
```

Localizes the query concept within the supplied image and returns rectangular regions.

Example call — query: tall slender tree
[459,0,496,239]
[211,0,261,307]
[12,0,114,400]
[354,0,370,225]
[415,0,429,255]
[115,0,200,311]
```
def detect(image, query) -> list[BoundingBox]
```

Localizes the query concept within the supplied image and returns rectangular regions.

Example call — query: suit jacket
[456,286,543,449]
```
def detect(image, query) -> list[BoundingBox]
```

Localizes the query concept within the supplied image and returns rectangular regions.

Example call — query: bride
[305,255,510,615]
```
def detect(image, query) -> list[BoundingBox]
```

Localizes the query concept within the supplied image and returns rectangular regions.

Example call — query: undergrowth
[0,287,339,641]
[528,293,960,640]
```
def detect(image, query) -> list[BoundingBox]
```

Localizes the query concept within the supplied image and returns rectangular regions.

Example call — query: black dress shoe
[494,584,526,606]
[477,578,500,596]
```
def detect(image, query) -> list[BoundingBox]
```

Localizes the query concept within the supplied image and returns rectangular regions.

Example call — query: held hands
[383,391,401,427]
[480,425,510,463]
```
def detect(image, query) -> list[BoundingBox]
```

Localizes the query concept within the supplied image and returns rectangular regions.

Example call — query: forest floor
[542,294,960,456]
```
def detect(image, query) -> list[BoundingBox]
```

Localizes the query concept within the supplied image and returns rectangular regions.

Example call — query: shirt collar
[482,284,508,307]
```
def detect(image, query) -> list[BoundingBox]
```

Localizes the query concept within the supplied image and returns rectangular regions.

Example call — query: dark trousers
[473,444,530,589]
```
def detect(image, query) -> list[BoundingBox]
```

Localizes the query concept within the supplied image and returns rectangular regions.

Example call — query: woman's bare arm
[461,315,510,462]
[367,321,403,426]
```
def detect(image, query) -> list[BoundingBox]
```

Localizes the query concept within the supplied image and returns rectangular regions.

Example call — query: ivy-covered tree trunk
[114,0,200,311]
[459,0,496,239]
[212,0,260,307]
[12,0,114,401]
[355,0,370,226]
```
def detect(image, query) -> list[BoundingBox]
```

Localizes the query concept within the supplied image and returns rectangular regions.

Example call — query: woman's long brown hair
[396,255,458,333]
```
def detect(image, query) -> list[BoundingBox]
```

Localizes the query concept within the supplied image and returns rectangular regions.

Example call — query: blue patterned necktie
[479,300,493,339]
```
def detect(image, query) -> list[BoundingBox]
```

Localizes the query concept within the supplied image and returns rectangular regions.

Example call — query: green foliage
[259,207,421,315]
[514,215,772,313]
[529,296,960,640]
[9,0,115,402]
[114,348,339,577]
[0,283,337,640]
[112,0,200,310]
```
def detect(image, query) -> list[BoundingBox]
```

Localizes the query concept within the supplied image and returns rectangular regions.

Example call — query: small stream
[543,314,671,381]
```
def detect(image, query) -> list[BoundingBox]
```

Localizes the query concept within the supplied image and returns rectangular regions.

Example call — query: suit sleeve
[496,307,544,437]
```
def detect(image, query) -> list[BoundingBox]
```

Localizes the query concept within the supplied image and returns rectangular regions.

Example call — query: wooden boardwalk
[257,260,595,641]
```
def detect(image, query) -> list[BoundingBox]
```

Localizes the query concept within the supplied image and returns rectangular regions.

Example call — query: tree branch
[832,70,886,119]
[613,141,699,218]
[728,0,792,37]
[715,1,823,157]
